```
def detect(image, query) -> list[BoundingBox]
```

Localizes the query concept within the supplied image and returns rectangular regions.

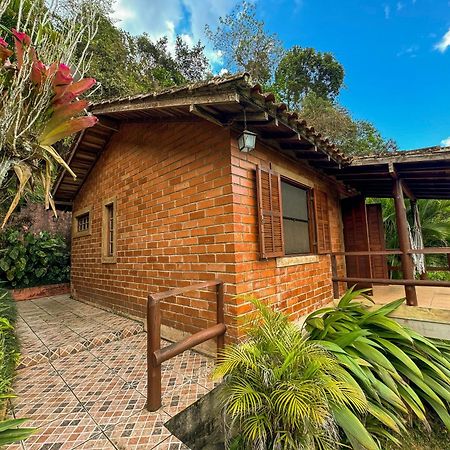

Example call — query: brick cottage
[52,73,379,343]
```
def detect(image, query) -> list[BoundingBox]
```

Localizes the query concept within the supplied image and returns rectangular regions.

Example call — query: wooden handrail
[330,248,450,256]
[332,276,450,288]
[146,280,225,412]
[330,248,450,304]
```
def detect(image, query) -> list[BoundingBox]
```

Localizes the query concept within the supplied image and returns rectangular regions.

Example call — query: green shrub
[213,299,367,450]
[0,289,19,396]
[0,288,35,445]
[305,287,450,449]
[0,229,70,288]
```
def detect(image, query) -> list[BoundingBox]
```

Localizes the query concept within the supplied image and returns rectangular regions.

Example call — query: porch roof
[53,73,351,205]
[325,146,450,200]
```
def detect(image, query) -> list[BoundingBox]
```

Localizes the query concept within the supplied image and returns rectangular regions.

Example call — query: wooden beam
[389,163,416,201]
[93,91,240,115]
[231,111,269,122]
[189,104,225,127]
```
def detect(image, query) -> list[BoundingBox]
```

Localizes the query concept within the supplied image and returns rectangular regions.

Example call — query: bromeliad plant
[305,287,450,449]
[0,0,98,227]
[213,299,368,450]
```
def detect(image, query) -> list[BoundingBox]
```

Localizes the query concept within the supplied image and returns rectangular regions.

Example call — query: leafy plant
[213,298,367,450]
[305,287,450,449]
[0,228,70,288]
[0,417,36,446]
[0,288,35,445]
[0,0,98,227]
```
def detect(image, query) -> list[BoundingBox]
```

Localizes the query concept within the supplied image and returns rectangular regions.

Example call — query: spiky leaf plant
[213,299,367,450]
[305,287,450,448]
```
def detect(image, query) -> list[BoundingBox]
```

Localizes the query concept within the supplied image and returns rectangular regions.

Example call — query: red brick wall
[72,120,346,342]
[72,121,235,340]
[225,132,346,338]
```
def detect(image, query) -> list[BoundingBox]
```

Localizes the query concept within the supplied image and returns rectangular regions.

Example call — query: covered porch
[326,146,450,307]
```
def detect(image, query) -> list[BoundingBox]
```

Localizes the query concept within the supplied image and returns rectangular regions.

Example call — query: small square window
[77,213,90,233]
[73,206,92,238]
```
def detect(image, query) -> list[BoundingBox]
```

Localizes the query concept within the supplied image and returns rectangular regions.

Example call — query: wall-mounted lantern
[238,109,257,153]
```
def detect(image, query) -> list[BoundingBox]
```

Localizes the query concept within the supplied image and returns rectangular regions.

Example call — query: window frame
[280,176,316,256]
[102,197,117,263]
[72,206,92,238]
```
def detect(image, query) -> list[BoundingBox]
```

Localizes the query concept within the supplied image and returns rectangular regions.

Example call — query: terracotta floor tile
[106,409,171,449]
[83,387,147,429]
[13,296,216,448]
[153,435,190,449]
[161,380,208,417]
[72,434,117,449]
[22,412,100,450]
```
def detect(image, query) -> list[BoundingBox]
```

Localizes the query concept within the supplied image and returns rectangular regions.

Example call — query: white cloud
[397,1,404,11]
[441,137,450,147]
[111,0,240,73]
[435,28,450,52]
[384,4,391,19]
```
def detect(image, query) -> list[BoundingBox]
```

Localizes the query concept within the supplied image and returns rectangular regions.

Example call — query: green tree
[274,46,345,109]
[299,93,397,155]
[205,1,284,85]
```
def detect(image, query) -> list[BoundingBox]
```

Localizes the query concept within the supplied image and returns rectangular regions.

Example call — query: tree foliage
[299,93,397,155]
[205,1,283,85]
[82,6,210,100]
[274,46,344,110]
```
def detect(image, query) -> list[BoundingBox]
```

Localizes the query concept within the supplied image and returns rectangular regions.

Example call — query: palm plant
[305,287,450,449]
[213,299,367,450]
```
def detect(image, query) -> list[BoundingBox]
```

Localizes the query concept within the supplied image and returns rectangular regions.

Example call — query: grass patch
[387,418,450,449]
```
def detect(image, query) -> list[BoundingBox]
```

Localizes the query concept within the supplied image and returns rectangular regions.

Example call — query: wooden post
[216,282,225,356]
[393,178,418,306]
[147,295,162,412]
[331,254,340,299]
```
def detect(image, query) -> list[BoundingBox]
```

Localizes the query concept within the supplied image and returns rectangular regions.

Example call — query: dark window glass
[77,213,89,232]
[106,203,114,256]
[281,181,310,254]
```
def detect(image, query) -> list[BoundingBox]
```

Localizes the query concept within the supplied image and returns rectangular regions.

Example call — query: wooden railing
[330,248,450,301]
[146,280,225,412]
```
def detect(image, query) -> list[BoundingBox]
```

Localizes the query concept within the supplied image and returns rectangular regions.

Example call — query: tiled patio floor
[7,295,217,449]
[372,285,450,309]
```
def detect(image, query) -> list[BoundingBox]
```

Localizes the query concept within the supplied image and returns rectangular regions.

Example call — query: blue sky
[112,0,450,150]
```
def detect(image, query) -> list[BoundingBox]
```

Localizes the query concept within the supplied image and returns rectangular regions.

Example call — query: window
[77,213,90,233]
[281,180,311,255]
[73,206,92,238]
[102,198,117,263]
[106,203,114,256]
[256,165,331,259]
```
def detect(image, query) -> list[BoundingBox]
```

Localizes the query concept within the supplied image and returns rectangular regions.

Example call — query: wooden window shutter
[256,165,285,259]
[314,189,331,254]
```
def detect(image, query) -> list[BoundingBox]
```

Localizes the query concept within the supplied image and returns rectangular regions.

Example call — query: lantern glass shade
[238,130,257,153]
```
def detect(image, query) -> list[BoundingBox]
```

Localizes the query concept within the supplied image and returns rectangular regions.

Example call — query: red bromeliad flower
[11,28,32,68]
[3,28,98,155]
[0,37,13,63]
